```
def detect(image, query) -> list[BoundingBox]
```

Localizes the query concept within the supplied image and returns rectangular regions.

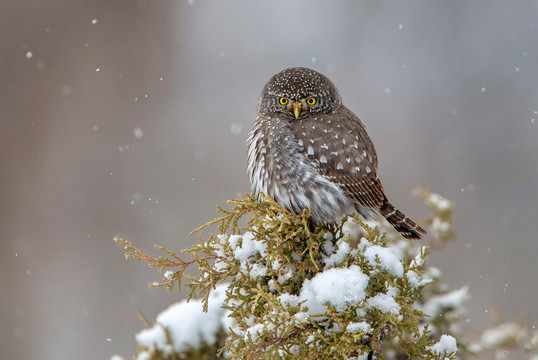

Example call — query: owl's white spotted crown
[258,67,342,114]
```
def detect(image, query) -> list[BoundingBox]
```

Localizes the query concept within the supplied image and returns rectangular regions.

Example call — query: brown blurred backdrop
[1,1,537,359]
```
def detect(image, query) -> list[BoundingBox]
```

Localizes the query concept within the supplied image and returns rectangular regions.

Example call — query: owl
[247,67,426,240]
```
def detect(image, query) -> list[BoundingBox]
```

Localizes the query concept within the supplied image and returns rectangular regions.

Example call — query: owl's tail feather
[379,199,427,240]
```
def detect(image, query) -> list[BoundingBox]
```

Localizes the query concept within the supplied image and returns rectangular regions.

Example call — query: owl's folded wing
[291,109,385,209]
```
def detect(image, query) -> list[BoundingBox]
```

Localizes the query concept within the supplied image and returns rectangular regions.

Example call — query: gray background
[1,1,537,359]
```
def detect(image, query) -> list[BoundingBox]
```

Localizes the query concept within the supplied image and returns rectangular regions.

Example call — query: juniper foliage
[114,191,471,359]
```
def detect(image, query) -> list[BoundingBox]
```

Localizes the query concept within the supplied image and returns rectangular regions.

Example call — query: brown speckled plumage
[247,67,426,240]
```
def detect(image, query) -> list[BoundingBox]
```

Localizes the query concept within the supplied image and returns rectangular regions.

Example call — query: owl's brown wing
[291,106,386,209]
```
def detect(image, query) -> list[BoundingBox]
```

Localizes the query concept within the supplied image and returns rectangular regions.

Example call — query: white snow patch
[294,312,309,322]
[214,259,228,273]
[364,245,404,277]
[249,263,268,278]
[278,293,301,307]
[136,351,151,360]
[321,238,335,254]
[245,323,265,342]
[136,325,171,355]
[432,218,451,233]
[299,265,369,314]
[480,322,526,349]
[428,193,451,211]
[427,266,442,280]
[227,234,241,249]
[271,258,285,271]
[367,293,400,315]
[346,321,371,333]
[323,239,350,268]
[325,323,343,335]
[220,232,268,274]
[421,286,470,318]
[427,335,457,357]
[410,246,428,268]
[355,308,367,318]
[289,345,301,355]
[232,232,267,262]
[136,284,230,353]
[406,270,432,288]
[275,264,295,284]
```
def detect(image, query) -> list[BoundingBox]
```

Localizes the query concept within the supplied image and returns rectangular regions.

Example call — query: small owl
[247,67,426,240]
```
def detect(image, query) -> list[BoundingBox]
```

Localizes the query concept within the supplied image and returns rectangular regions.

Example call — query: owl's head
[258,67,342,119]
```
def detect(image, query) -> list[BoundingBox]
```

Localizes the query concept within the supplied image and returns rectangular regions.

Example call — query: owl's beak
[290,101,303,119]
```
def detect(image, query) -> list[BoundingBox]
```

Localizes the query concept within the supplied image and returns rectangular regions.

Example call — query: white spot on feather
[320,155,327,163]
[366,166,371,174]
[337,162,344,170]
[297,139,303,147]
[308,145,314,155]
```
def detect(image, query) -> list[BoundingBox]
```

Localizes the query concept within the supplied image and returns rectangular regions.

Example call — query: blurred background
[1,0,537,358]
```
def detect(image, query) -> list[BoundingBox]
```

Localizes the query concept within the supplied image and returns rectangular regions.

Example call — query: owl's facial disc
[290,101,303,119]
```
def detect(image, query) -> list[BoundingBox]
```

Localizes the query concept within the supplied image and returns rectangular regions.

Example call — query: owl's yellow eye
[307,97,317,105]
[279,97,289,105]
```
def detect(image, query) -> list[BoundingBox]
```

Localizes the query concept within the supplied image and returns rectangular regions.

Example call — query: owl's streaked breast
[247,114,355,223]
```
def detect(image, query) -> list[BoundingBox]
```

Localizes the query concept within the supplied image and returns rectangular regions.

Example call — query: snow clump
[135,283,230,356]
[427,334,458,357]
